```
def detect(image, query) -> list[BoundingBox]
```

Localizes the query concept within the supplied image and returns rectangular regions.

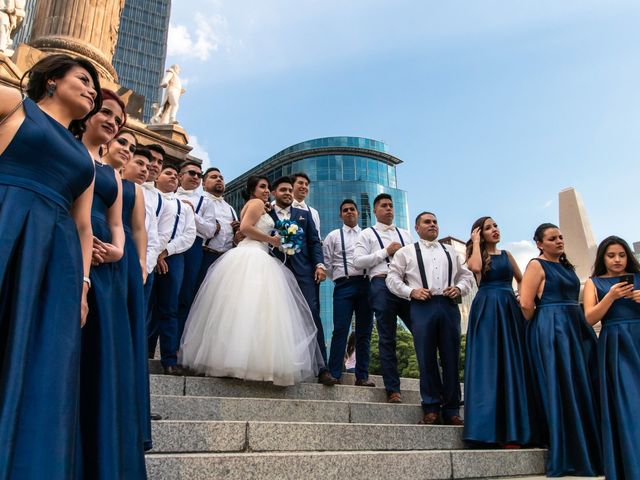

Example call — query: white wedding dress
[179,213,324,386]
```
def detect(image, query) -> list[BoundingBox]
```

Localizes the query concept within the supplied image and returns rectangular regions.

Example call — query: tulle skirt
[179,241,323,386]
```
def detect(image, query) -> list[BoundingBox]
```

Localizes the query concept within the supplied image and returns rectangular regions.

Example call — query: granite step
[145,449,546,480]
[151,394,424,424]
[150,420,465,453]
[150,374,422,404]
[148,359,421,390]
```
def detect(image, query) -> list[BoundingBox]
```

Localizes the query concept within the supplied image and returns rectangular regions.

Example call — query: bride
[179,175,324,385]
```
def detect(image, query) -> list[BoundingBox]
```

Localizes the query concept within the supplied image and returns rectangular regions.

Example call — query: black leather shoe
[150,412,163,421]
[163,365,182,376]
[354,378,376,387]
[318,371,339,386]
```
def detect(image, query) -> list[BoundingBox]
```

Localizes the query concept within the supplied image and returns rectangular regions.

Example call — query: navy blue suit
[269,207,327,371]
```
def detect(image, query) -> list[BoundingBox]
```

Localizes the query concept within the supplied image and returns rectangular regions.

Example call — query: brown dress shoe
[418,412,442,425]
[444,415,464,426]
[318,371,339,386]
[163,365,182,376]
[354,378,376,387]
[386,391,402,403]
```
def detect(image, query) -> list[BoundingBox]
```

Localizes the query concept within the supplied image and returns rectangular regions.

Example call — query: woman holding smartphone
[520,223,602,477]
[583,236,640,480]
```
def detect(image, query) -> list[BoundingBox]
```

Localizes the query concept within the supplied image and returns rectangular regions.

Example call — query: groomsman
[353,193,412,403]
[198,167,240,283]
[323,199,374,386]
[269,176,338,385]
[149,165,197,375]
[140,145,174,315]
[291,172,321,237]
[176,161,216,334]
[386,212,473,425]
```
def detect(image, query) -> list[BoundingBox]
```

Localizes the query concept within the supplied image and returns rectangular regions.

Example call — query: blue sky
[166,0,640,266]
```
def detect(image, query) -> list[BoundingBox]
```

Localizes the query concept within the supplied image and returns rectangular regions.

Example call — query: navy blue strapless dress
[463,251,536,445]
[0,97,94,479]
[593,274,640,480]
[526,259,602,477]
[122,179,152,451]
[80,166,147,478]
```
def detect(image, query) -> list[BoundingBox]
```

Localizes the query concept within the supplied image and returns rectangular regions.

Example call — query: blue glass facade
[113,0,171,122]
[226,137,410,347]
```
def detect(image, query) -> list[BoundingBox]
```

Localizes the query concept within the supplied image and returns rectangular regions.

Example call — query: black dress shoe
[163,365,182,376]
[318,371,339,386]
[150,412,163,421]
[354,378,376,387]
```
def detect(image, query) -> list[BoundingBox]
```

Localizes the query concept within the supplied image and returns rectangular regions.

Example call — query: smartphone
[618,274,635,285]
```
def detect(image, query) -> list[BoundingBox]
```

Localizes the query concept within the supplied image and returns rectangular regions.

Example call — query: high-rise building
[225,136,410,346]
[113,0,171,121]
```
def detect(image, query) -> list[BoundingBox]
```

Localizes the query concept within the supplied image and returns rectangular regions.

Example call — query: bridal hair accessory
[272,219,304,256]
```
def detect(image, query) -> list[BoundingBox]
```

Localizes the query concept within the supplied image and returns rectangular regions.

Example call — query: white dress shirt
[203,193,238,253]
[386,239,474,300]
[323,225,364,281]
[141,182,173,273]
[159,191,197,256]
[292,199,321,238]
[353,222,413,277]
[177,187,217,239]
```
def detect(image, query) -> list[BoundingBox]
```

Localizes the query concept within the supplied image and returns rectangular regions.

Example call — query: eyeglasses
[183,170,203,179]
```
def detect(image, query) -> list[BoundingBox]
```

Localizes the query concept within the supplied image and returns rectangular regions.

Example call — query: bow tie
[276,207,290,216]
[380,224,396,232]
[209,194,224,202]
[421,240,439,248]
[292,200,307,209]
[141,182,155,191]
[159,191,175,200]
[177,187,196,196]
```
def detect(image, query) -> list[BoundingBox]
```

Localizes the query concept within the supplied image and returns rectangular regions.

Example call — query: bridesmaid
[103,130,153,451]
[0,55,100,479]
[463,217,535,447]
[583,236,640,480]
[80,89,147,478]
[520,223,602,477]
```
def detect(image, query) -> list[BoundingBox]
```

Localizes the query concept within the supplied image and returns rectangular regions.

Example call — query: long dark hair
[592,235,640,277]
[465,216,493,275]
[346,331,356,357]
[533,223,574,270]
[241,175,270,201]
[21,54,102,138]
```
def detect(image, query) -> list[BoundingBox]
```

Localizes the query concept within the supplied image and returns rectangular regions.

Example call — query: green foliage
[368,324,467,381]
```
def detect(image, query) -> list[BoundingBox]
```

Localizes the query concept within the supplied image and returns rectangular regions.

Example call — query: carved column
[29,0,125,81]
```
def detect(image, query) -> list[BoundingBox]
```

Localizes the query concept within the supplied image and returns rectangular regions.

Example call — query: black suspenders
[339,228,349,278]
[413,242,453,288]
[155,192,163,217]
[370,226,405,265]
[195,196,204,214]
[169,198,181,242]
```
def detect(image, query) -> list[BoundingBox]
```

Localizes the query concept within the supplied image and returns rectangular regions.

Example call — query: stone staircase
[145,360,547,479]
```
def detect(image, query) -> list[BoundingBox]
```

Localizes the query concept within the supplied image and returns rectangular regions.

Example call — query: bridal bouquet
[272,219,304,255]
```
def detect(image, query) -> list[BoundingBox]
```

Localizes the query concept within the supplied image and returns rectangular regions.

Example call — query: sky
[166,0,640,269]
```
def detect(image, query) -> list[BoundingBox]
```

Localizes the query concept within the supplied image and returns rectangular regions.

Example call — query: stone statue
[0,0,25,54]
[150,64,186,125]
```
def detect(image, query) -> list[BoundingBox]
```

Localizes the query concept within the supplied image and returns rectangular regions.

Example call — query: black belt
[334,275,366,285]
[202,246,225,254]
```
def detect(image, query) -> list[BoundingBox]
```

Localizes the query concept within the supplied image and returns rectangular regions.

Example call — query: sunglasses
[183,170,203,179]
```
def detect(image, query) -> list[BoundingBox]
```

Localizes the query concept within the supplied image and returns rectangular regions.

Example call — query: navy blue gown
[80,165,147,478]
[122,179,152,451]
[0,97,94,479]
[593,274,640,480]
[526,259,602,477]
[464,251,536,445]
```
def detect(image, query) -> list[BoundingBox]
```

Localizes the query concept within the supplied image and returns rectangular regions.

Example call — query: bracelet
[83,276,91,288]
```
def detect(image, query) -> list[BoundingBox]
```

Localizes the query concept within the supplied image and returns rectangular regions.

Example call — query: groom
[269,176,339,386]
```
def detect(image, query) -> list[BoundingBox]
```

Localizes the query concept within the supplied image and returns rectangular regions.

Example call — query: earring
[46,83,56,97]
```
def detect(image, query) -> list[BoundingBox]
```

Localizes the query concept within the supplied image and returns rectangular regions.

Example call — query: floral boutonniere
[272,219,305,255]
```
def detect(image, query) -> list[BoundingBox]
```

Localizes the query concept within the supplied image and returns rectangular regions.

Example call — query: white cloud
[503,240,539,272]
[167,13,229,61]
[188,135,212,172]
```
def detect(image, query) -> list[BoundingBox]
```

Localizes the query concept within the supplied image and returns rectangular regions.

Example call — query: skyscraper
[225,136,410,346]
[113,0,171,121]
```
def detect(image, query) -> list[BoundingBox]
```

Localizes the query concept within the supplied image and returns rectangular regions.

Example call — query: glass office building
[113,0,171,122]
[225,136,410,347]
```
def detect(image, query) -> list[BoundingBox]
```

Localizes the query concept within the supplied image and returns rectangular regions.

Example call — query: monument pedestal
[147,123,189,145]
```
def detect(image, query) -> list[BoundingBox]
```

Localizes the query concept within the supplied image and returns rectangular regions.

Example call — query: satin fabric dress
[0,97,94,479]
[79,165,147,478]
[526,259,602,477]
[593,274,640,480]
[463,251,536,445]
[122,179,152,451]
